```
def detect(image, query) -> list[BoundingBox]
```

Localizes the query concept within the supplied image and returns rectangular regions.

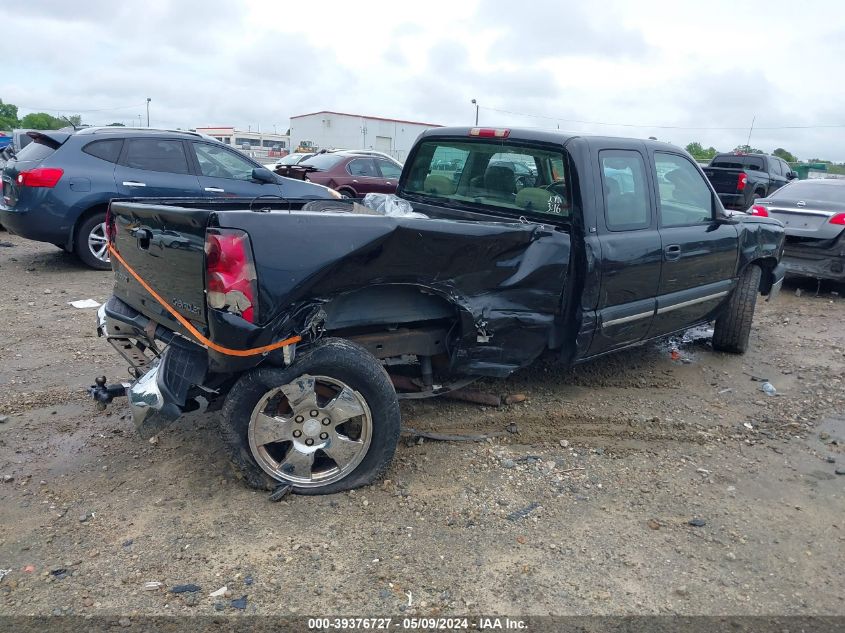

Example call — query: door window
[192,143,256,180]
[599,150,651,231]
[348,158,378,177]
[123,139,190,174]
[376,159,402,179]
[654,153,713,226]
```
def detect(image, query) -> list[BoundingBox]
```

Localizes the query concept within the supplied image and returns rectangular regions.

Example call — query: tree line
[684,141,798,163]
[0,98,124,131]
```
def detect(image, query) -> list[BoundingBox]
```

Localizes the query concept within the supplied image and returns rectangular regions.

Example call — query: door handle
[122,181,146,187]
[204,187,225,193]
[352,179,358,183]
[664,244,681,261]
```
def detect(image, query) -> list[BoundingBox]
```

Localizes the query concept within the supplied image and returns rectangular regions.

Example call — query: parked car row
[0,128,337,268]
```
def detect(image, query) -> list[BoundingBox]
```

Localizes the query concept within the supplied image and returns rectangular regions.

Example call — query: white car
[265,153,314,170]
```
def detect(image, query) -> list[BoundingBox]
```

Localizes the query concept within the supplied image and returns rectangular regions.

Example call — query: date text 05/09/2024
[307,617,528,630]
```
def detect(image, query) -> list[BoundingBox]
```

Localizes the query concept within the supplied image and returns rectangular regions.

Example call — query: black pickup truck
[702,152,797,210]
[92,127,785,495]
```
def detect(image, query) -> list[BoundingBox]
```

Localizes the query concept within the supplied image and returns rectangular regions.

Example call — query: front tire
[712,265,762,354]
[219,338,401,495]
[74,213,111,270]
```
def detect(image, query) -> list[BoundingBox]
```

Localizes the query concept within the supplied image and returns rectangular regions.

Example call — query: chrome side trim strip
[656,290,728,315]
[603,310,654,328]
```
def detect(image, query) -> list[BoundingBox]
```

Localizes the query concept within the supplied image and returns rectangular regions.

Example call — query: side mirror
[787,171,798,180]
[252,167,277,184]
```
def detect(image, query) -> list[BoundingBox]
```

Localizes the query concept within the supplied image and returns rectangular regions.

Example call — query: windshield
[771,181,845,203]
[402,139,569,219]
[300,154,344,171]
[710,155,765,171]
[278,153,307,165]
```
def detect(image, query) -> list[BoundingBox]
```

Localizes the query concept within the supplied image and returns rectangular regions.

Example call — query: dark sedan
[750,178,845,282]
[299,152,403,198]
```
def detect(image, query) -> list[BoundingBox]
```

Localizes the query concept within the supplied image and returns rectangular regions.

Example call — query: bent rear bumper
[767,263,785,301]
[782,235,845,282]
[127,358,183,434]
[97,298,208,438]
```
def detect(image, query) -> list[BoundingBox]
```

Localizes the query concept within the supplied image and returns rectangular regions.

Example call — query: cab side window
[600,150,651,231]
[654,153,713,226]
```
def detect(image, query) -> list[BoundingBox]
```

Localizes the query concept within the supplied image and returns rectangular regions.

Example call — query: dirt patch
[1,233,844,616]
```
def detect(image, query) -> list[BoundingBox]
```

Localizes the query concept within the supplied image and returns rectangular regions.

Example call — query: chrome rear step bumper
[93,298,208,438]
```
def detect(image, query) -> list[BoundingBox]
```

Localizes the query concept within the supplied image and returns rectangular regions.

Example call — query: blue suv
[0,128,336,269]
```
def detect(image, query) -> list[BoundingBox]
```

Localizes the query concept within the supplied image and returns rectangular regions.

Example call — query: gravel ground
[0,232,843,617]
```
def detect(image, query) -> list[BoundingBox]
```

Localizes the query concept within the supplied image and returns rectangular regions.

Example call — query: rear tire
[219,338,401,495]
[74,213,111,270]
[712,265,762,354]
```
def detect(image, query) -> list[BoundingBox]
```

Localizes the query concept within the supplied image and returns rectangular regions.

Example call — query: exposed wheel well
[750,257,779,294]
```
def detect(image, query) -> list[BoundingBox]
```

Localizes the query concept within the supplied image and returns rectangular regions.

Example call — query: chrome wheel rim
[248,374,372,488]
[88,222,110,263]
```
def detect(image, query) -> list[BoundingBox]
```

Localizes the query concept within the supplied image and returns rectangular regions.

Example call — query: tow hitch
[88,376,129,410]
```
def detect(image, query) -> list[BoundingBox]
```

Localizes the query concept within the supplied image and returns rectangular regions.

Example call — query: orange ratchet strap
[107,244,301,357]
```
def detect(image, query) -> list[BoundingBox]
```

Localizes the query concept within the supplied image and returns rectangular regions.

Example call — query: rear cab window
[401,138,570,221]
[710,155,765,171]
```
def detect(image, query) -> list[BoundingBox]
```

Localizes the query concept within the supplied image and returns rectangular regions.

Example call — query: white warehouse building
[289,111,441,161]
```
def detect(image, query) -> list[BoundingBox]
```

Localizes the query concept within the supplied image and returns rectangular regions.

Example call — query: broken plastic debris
[143,581,163,591]
[761,382,777,396]
[0,569,11,582]
[361,193,428,218]
[209,586,228,598]
[743,422,754,430]
[68,299,101,309]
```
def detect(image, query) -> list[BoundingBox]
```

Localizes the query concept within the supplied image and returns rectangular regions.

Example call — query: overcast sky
[2,0,844,160]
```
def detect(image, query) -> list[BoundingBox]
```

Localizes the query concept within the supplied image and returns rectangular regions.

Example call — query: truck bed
[107,197,573,378]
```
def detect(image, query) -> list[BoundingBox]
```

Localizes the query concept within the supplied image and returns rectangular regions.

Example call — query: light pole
[146,98,151,127]
[138,114,142,127]
[471,99,478,126]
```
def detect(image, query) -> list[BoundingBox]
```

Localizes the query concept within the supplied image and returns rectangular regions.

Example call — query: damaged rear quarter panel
[214,211,571,377]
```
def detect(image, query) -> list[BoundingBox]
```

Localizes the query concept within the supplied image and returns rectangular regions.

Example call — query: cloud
[475,0,651,62]
[0,0,843,160]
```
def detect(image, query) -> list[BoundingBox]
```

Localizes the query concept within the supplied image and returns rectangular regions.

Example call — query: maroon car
[300,151,403,198]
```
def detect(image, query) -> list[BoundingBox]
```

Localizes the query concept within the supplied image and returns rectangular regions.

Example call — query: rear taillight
[469,128,510,138]
[736,172,748,191]
[105,205,116,243]
[750,205,769,217]
[830,213,845,225]
[205,229,257,324]
[16,168,64,188]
